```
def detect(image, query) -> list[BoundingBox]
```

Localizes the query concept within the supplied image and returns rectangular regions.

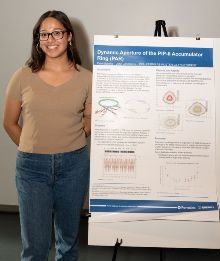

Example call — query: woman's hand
[3,97,22,146]
[83,103,91,137]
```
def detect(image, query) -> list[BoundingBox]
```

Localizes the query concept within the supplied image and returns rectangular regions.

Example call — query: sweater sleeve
[5,67,23,101]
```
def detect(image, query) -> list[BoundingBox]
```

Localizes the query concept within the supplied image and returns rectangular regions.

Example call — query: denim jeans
[16,146,89,261]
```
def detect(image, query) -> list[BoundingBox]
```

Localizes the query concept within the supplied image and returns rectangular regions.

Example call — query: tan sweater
[6,65,92,154]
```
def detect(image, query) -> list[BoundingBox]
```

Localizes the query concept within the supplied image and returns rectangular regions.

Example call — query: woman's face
[39,17,71,60]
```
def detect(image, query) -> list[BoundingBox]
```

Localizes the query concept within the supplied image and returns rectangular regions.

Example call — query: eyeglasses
[39,30,67,41]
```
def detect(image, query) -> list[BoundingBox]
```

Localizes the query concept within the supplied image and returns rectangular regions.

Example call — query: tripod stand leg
[160,248,166,261]
[154,20,168,37]
[112,238,123,261]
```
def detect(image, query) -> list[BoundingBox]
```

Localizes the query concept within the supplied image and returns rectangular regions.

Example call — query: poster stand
[154,20,168,37]
[153,21,201,261]
[112,238,123,261]
[154,19,168,261]
[160,248,166,261]
[109,20,170,261]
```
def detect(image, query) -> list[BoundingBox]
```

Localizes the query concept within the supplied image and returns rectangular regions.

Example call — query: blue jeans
[16,146,89,261]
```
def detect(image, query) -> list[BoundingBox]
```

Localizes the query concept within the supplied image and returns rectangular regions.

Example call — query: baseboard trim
[0,205,19,213]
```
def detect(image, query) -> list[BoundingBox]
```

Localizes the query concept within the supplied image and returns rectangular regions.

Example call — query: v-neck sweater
[6,65,92,154]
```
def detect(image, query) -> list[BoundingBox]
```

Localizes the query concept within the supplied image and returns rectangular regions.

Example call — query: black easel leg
[160,248,166,261]
[112,239,122,261]
[154,20,168,37]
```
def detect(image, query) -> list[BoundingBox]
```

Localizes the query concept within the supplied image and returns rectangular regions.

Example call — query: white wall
[1,0,220,205]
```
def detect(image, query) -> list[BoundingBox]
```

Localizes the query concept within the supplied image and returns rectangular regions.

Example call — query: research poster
[89,36,219,222]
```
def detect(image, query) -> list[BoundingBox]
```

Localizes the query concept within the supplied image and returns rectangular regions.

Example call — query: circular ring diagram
[96,98,120,116]
[188,102,207,116]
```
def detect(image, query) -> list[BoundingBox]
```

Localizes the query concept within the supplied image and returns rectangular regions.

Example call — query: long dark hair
[26,10,81,72]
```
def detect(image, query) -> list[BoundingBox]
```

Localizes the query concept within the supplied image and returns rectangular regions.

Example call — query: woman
[3,10,92,261]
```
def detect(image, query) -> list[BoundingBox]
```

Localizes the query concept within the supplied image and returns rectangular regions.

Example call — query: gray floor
[0,212,219,261]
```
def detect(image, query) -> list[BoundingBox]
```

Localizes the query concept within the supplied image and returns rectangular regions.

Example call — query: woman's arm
[83,103,91,137]
[3,96,22,146]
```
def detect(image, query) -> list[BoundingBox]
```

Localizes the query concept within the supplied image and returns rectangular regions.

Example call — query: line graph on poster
[159,164,200,192]
[103,149,136,179]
